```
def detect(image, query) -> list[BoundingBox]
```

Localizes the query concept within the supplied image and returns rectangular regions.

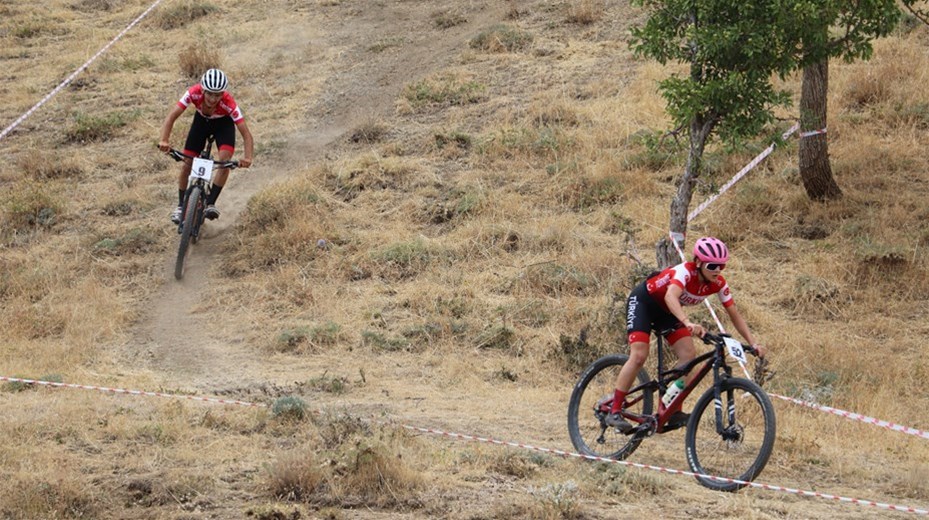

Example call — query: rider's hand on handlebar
[683,319,705,338]
[158,140,170,153]
[751,343,767,358]
[238,157,252,168]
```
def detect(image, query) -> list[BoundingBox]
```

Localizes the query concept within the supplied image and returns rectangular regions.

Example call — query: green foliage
[3,183,62,232]
[92,228,160,256]
[403,74,486,109]
[629,1,801,144]
[65,111,136,143]
[307,372,349,394]
[470,24,533,52]
[272,396,308,422]
[361,330,412,352]
[475,325,516,351]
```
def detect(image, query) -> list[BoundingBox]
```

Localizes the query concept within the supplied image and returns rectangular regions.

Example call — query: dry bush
[156,1,219,30]
[348,119,390,144]
[178,44,222,79]
[401,71,486,110]
[559,172,624,211]
[223,175,332,274]
[17,149,83,180]
[72,0,117,11]
[469,24,533,53]
[366,238,451,280]
[65,111,136,143]
[326,153,420,200]
[528,98,580,128]
[432,10,466,29]
[488,451,540,479]
[2,181,63,234]
[333,442,423,508]
[0,475,101,519]
[476,125,575,164]
[566,0,605,25]
[268,451,329,502]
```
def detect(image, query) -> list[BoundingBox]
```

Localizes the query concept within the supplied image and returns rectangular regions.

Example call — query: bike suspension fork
[712,362,735,434]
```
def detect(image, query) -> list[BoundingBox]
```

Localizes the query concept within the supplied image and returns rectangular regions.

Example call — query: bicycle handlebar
[165,148,238,169]
[700,331,758,356]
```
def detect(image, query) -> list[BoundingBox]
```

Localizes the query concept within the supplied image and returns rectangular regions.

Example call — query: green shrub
[470,24,533,52]
[65,111,136,143]
[272,396,308,422]
[3,183,62,232]
[92,228,160,256]
[403,74,486,109]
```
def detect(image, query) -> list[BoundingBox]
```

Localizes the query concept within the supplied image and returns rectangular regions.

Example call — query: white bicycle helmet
[200,68,228,93]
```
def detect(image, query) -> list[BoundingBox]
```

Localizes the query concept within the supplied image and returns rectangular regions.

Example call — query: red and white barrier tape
[772,393,929,440]
[0,376,264,408]
[401,423,929,516]
[800,127,827,138]
[0,0,166,142]
[687,123,799,222]
[3,374,928,514]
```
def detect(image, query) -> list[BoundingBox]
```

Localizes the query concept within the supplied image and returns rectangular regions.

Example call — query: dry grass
[1,0,928,518]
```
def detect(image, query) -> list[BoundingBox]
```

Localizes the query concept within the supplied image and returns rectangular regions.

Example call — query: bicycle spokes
[685,378,776,492]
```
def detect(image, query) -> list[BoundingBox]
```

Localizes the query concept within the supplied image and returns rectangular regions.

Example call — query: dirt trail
[127,2,507,393]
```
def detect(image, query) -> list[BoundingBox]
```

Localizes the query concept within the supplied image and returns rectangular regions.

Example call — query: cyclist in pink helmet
[605,236,766,433]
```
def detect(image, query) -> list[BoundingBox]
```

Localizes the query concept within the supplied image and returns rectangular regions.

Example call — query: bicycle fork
[713,363,742,442]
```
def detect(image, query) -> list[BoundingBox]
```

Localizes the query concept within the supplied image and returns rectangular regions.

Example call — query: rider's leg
[206,146,234,207]
[611,339,649,410]
[667,329,697,386]
[177,159,192,206]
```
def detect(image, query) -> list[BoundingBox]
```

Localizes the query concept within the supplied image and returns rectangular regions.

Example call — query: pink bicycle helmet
[693,236,729,263]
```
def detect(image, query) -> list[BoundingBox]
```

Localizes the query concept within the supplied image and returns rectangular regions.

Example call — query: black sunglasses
[704,263,726,271]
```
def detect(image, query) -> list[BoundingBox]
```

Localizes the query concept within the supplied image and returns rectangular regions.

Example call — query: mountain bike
[567,331,776,492]
[165,137,237,280]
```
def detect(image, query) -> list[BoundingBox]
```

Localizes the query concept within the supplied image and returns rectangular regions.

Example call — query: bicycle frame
[622,334,736,435]
[165,136,237,280]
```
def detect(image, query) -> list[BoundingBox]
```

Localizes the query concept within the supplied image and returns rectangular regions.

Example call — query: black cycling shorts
[625,281,684,343]
[183,112,236,156]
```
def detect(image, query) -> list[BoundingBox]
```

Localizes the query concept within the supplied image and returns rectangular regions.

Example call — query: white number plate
[723,337,748,365]
[190,157,214,183]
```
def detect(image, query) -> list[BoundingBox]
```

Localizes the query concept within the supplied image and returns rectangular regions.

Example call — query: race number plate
[190,157,214,183]
[723,337,748,365]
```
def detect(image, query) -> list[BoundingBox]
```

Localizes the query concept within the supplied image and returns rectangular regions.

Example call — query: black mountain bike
[166,137,237,280]
[567,332,776,492]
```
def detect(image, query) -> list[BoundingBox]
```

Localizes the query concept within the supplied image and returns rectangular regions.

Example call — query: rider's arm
[235,120,254,168]
[665,285,704,337]
[724,304,765,357]
[158,104,186,151]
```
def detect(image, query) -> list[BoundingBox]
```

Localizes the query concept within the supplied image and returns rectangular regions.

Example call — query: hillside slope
[1,1,928,519]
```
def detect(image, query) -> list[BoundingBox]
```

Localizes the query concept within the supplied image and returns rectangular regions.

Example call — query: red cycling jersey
[178,84,244,123]
[645,262,734,310]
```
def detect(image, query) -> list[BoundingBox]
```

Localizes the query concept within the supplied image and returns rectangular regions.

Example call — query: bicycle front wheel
[175,186,202,280]
[567,354,653,461]
[684,377,776,492]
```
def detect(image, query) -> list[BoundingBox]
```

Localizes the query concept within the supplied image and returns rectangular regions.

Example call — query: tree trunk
[799,57,842,200]
[656,116,715,268]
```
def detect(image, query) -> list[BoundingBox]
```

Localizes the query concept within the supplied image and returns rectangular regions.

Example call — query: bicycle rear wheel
[174,186,202,280]
[567,354,653,461]
[684,377,776,492]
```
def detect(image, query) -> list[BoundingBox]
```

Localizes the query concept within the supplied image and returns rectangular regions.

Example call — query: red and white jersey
[178,84,244,123]
[645,262,734,310]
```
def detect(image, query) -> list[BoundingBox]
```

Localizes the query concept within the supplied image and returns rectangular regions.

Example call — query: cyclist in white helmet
[158,68,254,223]
[605,237,766,433]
